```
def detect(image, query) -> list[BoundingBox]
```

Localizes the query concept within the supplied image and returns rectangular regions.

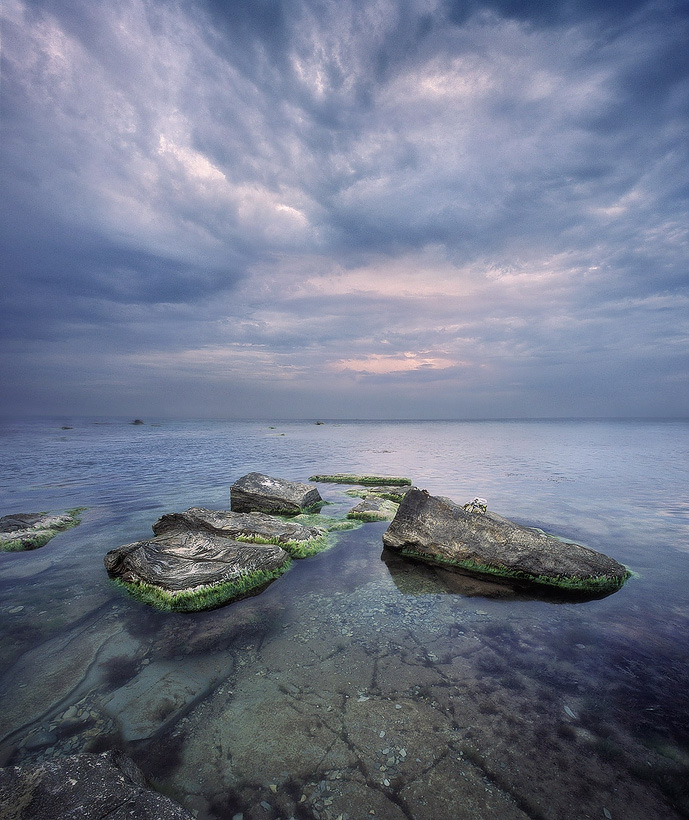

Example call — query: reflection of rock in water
[381,548,518,598]
[380,549,619,603]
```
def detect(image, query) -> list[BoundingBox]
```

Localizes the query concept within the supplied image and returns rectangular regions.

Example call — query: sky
[1,0,688,420]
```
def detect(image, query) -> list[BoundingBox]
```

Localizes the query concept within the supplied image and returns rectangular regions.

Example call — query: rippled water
[1,418,688,819]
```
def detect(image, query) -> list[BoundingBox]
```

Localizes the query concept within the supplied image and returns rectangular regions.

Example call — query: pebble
[379,730,385,738]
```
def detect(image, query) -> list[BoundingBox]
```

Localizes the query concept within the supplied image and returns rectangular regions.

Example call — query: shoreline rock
[231,472,322,515]
[310,473,411,486]
[382,488,630,595]
[152,507,326,558]
[0,750,193,819]
[347,497,399,522]
[0,509,83,552]
[104,530,291,612]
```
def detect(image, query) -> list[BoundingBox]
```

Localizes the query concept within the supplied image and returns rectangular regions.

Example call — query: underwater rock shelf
[0,509,83,551]
[383,488,631,595]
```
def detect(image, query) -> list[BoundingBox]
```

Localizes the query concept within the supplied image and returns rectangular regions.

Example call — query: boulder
[153,506,322,543]
[104,530,290,612]
[382,488,630,595]
[230,472,322,515]
[0,750,193,819]
[347,497,399,522]
[0,510,82,551]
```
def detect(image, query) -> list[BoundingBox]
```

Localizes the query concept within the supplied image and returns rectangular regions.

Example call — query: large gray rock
[382,488,630,595]
[0,750,193,819]
[230,472,322,515]
[153,506,324,545]
[0,510,82,551]
[104,530,290,611]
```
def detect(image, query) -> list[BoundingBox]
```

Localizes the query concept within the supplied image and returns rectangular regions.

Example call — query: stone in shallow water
[0,750,193,819]
[309,473,412,486]
[104,530,290,611]
[347,497,399,522]
[152,506,324,550]
[0,510,82,551]
[382,488,630,595]
[230,472,322,515]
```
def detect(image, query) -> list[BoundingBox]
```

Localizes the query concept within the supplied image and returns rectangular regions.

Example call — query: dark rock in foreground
[152,507,326,557]
[105,530,290,611]
[231,472,322,515]
[0,510,82,552]
[382,488,630,594]
[0,750,193,819]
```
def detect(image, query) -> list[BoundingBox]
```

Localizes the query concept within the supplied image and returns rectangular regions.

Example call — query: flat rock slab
[0,511,81,551]
[153,506,324,547]
[382,488,630,595]
[0,750,193,819]
[230,472,322,515]
[347,497,399,522]
[310,473,412,486]
[104,530,290,611]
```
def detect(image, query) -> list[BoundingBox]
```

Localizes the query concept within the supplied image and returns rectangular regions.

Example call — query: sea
[0,417,688,820]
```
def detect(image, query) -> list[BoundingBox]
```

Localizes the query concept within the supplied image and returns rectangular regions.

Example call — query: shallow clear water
[1,418,688,819]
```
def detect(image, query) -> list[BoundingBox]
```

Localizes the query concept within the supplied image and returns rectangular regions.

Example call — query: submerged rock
[152,507,326,558]
[104,530,290,612]
[382,488,630,595]
[0,750,193,819]
[0,510,83,551]
[231,472,322,515]
[347,497,399,522]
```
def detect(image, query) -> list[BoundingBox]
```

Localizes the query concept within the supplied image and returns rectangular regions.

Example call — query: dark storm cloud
[1,0,687,418]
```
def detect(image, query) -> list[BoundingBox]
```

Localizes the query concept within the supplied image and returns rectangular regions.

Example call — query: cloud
[1,0,687,417]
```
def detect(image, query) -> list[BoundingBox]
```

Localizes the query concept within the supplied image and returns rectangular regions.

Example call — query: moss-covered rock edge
[111,562,292,612]
[0,508,85,552]
[309,474,412,486]
[398,548,632,594]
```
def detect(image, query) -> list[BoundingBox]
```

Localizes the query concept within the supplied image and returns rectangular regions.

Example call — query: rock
[0,510,83,552]
[0,750,193,819]
[347,497,399,523]
[230,472,322,515]
[152,506,324,556]
[382,488,630,595]
[104,530,290,612]
[309,473,412,486]
[345,485,413,503]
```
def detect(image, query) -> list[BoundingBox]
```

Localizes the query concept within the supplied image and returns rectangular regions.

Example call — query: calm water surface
[1,418,688,820]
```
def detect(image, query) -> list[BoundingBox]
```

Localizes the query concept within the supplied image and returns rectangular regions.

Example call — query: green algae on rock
[0,509,84,552]
[347,497,399,523]
[309,473,412,486]
[382,488,630,595]
[105,530,291,612]
[111,564,291,613]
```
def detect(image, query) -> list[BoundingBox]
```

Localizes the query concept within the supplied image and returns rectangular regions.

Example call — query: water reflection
[381,548,620,603]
